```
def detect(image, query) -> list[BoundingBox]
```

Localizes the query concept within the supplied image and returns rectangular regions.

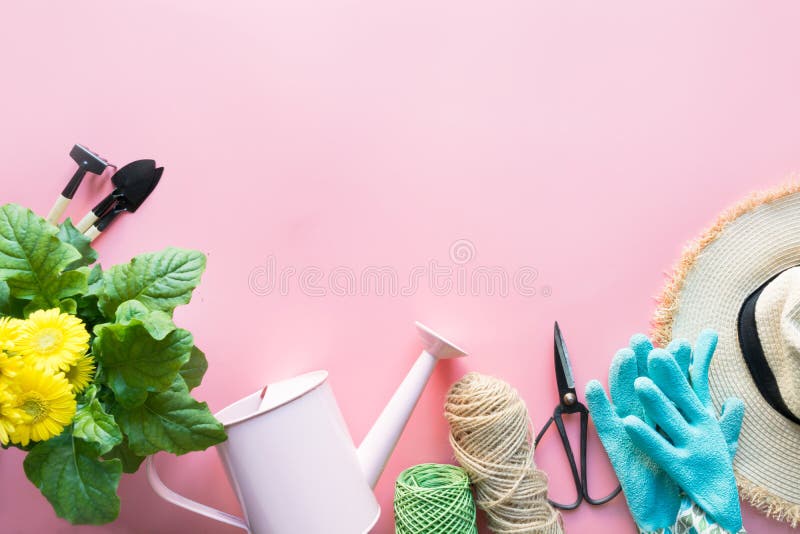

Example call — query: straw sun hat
[652,182,800,526]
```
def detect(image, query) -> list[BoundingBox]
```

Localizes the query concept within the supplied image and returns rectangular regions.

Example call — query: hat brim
[652,181,800,527]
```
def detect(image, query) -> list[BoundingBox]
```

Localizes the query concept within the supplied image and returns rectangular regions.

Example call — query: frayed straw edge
[650,178,800,524]
[737,473,800,528]
[651,178,800,348]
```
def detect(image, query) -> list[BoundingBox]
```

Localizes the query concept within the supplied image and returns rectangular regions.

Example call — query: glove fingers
[585,380,619,438]
[666,339,692,379]
[629,333,653,377]
[608,348,642,418]
[648,349,706,422]
[633,377,688,446]
[690,329,718,407]
[622,415,676,470]
[719,397,745,460]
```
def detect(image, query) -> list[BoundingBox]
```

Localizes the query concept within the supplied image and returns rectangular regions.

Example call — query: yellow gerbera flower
[0,350,22,379]
[0,381,23,445]
[10,368,76,446]
[15,309,89,373]
[64,354,96,394]
[0,317,22,351]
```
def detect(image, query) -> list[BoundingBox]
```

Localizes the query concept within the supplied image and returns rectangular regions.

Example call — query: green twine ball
[394,463,478,534]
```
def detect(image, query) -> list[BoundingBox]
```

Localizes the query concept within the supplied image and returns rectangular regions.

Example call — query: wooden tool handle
[45,195,70,225]
[75,212,99,233]
[84,226,101,242]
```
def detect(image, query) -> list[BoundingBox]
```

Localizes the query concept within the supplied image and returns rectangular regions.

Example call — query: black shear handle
[534,403,622,510]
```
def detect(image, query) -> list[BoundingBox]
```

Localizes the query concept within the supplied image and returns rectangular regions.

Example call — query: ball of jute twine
[394,463,478,534]
[445,372,563,534]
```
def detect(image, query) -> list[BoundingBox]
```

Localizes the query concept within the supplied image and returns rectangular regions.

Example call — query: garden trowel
[75,159,163,241]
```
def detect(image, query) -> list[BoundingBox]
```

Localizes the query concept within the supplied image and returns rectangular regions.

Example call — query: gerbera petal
[0,317,22,352]
[14,309,89,373]
[9,368,75,446]
[63,355,96,394]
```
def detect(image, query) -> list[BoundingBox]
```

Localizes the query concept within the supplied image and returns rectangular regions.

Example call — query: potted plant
[0,203,226,524]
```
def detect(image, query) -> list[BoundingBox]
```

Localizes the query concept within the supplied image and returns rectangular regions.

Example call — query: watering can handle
[146,455,249,532]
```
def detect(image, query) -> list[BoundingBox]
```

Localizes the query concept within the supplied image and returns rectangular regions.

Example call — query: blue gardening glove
[586,330,744,532]
[586,341,681,531]
[663,331,745,460]
[623,345,744,533]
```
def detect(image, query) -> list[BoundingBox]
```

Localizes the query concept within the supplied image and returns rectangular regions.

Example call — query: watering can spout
[357,322,467,488]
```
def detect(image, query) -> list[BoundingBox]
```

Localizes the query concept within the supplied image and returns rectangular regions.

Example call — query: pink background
[0,2,798,532]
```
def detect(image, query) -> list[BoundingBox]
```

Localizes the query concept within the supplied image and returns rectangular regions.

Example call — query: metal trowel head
[91,161,164,234]
[112,160,161,212]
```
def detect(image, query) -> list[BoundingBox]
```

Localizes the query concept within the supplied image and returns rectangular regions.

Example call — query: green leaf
[103,437,146,474]
[76,295,105,330]
[57,218,98,269]
[114,386,148,409]
[73,392,123,456]
[59,298,77,315]
[23,430,122,524]
[0,284,26,319]
[0,204,87,306]
[85,264,104,296]
[99,247,206,317]
[113,376,226,456]
[0,280,9,315]
[180,346,208,391]
[73,265,106,328]
[93,323,193,407]
[5,295,27,318]
[115,300,176,340]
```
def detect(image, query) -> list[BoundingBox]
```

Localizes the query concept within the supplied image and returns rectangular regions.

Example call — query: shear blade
[554,321,575,390]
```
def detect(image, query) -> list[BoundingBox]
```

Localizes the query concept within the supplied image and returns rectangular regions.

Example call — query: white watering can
[146,322,467,533]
